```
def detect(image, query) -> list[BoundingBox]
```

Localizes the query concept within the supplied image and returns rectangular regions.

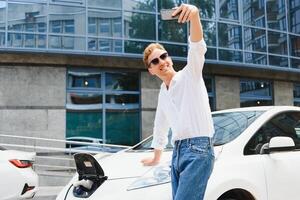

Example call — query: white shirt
[151,38,215,150]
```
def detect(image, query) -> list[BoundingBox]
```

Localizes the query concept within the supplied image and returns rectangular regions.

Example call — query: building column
[273,81,293,106]
[215,76,240,110]
[141,71,161,140]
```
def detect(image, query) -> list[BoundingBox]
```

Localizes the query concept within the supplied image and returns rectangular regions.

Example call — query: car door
[257,111,300,200]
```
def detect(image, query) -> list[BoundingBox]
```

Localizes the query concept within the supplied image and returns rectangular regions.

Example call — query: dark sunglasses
[149,52,168,67]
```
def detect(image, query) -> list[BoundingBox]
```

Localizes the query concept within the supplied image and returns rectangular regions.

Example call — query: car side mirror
[261,136,295,154]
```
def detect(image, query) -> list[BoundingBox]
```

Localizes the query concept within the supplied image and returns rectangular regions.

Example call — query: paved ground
[33,186,63,200]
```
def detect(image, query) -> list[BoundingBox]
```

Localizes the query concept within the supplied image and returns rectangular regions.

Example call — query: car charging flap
[74,153,107,182]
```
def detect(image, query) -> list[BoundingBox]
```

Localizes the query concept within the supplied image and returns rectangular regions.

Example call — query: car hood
[93,150,171,180]
[94,145,223,180]
[0,150,36,161]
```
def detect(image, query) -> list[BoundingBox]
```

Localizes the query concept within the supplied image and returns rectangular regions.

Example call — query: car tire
[221,199,238,200]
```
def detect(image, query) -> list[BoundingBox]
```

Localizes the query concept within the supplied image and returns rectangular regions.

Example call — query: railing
[0,134,130,175]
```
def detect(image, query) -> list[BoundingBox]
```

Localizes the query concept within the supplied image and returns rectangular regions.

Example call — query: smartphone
[160,9,180,20]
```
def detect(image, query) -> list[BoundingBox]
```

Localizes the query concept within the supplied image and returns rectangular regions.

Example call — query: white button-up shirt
[151,38,215,150]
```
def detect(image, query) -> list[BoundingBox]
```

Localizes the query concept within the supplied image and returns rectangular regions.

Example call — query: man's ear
[148,67,155,75]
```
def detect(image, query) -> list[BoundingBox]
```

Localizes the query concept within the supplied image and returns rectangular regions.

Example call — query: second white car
[0,147,38,200]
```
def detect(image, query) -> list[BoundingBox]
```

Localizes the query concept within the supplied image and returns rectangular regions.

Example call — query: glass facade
[294,83,300,106]
[240,79,273,107]
[66,69,141,146]
[0,0,298,69]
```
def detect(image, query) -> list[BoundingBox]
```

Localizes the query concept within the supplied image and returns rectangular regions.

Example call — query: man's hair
[143,43,166,68]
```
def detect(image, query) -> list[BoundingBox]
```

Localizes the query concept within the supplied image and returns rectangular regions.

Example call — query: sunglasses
[149,52,168,67]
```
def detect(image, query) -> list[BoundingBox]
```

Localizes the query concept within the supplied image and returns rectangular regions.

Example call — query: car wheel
[220,199,238,200]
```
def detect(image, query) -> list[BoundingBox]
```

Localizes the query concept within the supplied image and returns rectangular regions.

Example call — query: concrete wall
[0,66,66,147]
[274,81,294,106]
[140,71,161,139]
[215,76,240,110]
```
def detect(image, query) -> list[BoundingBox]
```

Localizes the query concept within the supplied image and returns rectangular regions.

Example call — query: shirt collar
[161,71,179,91]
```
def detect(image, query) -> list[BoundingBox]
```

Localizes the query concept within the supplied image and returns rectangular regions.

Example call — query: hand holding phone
[161,4,199,23]
[160,9,180,20]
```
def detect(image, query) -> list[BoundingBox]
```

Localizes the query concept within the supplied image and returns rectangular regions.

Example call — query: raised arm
[172,4,203,42]
[172,4,206,78]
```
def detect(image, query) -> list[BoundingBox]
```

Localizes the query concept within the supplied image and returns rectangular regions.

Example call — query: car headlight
[127,165,171,191]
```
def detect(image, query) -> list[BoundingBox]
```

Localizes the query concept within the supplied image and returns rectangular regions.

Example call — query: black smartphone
[160,9,180,20]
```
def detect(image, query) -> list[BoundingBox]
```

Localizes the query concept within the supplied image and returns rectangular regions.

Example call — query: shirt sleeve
[185,37,207,79]
[151,91,170,150]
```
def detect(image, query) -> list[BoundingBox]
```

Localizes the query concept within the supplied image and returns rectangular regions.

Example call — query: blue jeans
[171,136,214,200]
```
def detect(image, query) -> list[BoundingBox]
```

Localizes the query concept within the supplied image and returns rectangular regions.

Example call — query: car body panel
[263,151,300,200]
[205,154,267,200]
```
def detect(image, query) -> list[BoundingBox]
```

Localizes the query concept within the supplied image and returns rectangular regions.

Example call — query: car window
[213,111,263,146]
[244,111,300,155]
[132,111,263,150]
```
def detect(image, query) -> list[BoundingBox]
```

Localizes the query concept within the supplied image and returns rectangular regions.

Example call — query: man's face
[147,48,174,78]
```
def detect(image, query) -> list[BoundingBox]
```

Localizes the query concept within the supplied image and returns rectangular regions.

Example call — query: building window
[7,3,47,49]
[218,23,242,50]
[267,0,286,31]
[190,0,215,19]
[124,11,156,40]
[240,79,273,107]
[87,10,123,52]
[289,2,300,34]
[294,84,300,106]
[219,0,239,20]
[290,34,300,57]
[49,20,75,49]
[66,69,140,146]
[244,27,266,52]
[243,0,266,27]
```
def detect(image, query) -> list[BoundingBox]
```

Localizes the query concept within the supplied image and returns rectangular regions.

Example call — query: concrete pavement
[33,186,63,200]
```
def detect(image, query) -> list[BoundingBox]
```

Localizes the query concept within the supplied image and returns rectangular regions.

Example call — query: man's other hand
[141,157,159,166]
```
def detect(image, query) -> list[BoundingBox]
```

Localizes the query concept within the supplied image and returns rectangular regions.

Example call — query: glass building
[0,0,299,145]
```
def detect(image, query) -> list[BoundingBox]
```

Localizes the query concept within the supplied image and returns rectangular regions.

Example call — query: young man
[141,4,215,200]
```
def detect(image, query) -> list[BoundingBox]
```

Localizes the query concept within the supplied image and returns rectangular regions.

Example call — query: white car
[57,106,300,200]
[0,147,38,200]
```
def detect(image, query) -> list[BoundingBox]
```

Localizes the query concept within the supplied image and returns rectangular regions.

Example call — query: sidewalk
[34,186,63,200]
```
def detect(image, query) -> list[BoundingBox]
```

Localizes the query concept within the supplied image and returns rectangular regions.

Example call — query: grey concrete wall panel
[0,66,66,107]
[274,81,293,106]
[140,72,161,139]
[0,109,65,148]
[141,71,162,89]
[141,111,155,140]
[141,88,159,109]
[0,109,48,132]
[215,76,240,110]
[47,110,66,140]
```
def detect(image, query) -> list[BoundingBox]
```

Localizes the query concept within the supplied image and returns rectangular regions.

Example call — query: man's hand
[141,157,159,166]
[141,149,162,166]
[172,3,203,42]
[172,4,199,24]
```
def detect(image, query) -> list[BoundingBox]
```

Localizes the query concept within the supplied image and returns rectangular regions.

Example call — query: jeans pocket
[189,143,209,155]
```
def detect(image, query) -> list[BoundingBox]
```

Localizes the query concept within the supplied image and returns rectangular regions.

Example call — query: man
[141,3,215,200]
